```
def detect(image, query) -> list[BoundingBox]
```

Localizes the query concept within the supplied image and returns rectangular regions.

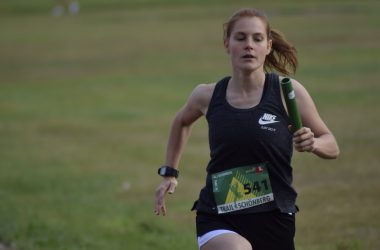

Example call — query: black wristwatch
[158,166,179,178]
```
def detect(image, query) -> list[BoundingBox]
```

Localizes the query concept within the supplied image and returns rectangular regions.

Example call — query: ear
[224,38,230,54]
[266,39,272,55]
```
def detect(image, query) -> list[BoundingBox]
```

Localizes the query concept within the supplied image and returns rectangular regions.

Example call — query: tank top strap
[261,73,281,104]
[206,76,230,119]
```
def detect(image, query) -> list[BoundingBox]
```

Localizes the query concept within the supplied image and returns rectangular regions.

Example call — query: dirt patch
[0,242,15,250]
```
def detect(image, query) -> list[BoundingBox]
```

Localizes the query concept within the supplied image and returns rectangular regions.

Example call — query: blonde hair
[223,8,298,75]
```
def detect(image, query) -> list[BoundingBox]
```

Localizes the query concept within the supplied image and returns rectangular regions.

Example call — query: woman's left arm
[291,79,340,159]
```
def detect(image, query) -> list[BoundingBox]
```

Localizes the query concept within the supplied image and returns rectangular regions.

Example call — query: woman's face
[225,17,272,73]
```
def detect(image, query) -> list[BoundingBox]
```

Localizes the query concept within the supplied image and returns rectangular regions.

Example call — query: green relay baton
[281,78,303,133]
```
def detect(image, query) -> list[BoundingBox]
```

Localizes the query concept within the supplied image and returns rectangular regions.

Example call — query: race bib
[212,163,274,214]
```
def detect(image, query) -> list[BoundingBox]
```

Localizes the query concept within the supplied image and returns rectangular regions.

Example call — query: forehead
[231,16,267,34]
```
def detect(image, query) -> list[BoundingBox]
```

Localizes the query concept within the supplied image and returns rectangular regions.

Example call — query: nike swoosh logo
[258,118,280,125]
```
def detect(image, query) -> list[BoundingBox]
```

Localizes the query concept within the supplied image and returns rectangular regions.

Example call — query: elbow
[313,135,340,160]
[330,142,340,159]
[312,143,340,160]
[331,147,340,159]
[326,151,339,160]
[322,146,340,160]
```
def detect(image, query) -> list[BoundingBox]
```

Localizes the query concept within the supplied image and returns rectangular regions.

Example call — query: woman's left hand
[293,127,315,152]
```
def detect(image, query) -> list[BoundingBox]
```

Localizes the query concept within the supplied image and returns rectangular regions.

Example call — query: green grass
[1,1,379,249]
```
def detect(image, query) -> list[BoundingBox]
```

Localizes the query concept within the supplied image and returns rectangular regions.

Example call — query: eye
[253,35,264,42]
[234,33,246,41]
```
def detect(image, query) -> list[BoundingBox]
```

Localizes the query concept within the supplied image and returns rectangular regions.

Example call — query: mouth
[241,54,256,59]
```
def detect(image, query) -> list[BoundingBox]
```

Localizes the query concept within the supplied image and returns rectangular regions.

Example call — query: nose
[244,37,254,50]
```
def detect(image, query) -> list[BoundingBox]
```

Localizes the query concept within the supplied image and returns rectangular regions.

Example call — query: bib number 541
[243,180,269,195]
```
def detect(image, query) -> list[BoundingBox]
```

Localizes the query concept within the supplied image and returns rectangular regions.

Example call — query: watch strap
[158,166,179,178]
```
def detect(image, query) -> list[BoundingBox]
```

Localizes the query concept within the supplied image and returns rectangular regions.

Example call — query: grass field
[0,0,379,249]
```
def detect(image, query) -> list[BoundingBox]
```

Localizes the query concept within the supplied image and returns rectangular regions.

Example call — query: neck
[230,69,266,93]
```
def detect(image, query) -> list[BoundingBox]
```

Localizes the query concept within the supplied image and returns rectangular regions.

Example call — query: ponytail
[265,29,298,75]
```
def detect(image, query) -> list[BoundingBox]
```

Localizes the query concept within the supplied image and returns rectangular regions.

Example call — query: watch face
[159,168,166,176]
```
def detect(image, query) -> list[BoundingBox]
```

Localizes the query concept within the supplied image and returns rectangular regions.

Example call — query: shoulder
[191,83,216,101]
[278,76,310,98]
[187,83,216,115]
[280,77,321,123]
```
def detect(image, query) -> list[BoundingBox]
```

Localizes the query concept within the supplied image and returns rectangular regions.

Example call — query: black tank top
[195,73,298,214]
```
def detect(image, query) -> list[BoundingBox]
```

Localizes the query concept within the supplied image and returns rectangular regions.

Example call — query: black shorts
[196,210,295,250]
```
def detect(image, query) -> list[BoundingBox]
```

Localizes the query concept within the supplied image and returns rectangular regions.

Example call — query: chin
[238,65,259,73]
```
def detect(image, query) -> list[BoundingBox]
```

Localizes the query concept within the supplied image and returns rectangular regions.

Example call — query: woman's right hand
[154,177,178,216]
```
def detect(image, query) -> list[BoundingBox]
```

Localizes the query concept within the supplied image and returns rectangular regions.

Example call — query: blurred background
[0,0,379,249]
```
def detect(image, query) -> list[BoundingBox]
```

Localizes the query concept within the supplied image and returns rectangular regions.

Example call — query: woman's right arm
[154,83,214,216]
